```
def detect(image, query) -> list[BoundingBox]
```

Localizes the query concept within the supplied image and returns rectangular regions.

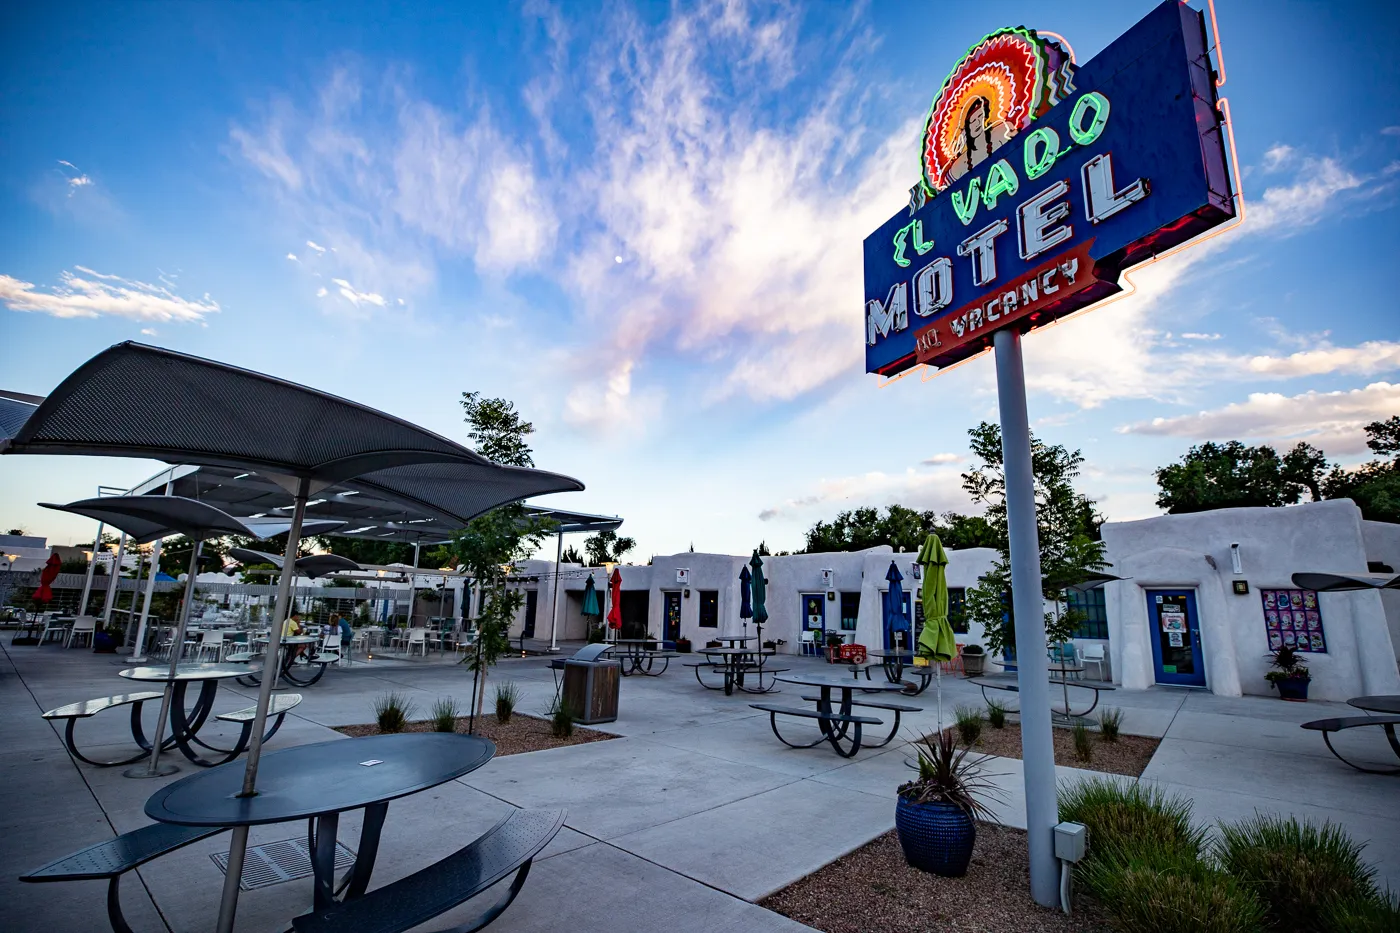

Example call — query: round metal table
[1349,696,1400,715]
[119,663,262,766]
[238,635,327,687]
[146,733,495,911]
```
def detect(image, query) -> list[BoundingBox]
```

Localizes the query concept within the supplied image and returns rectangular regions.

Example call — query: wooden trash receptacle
[563,657,620,724]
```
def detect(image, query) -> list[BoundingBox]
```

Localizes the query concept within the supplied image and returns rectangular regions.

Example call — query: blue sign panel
[864,0,1233,376]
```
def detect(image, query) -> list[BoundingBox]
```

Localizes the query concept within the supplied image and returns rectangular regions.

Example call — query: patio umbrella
[6,341,585,933]
[582,573,600,639]
[228,547,361,580]
[916,534,956,731]
[738,563,753,635]
[607,567,623,632]
[32,551,61,605]
[749,552,768,626]
[885,561,909,652]
[40,496,344,779]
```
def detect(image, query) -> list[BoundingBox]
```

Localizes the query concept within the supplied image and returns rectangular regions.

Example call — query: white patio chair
[197,630,225,662]
[65,615,97,649]
[314,632,343,666]
[799,630,816,656]
[1081,643,1109,681]
[40,614,71,645]
[406,627,428,658]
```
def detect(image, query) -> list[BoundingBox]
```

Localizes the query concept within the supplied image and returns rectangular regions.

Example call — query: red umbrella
[33,551,62,604]
[607,567,623,630]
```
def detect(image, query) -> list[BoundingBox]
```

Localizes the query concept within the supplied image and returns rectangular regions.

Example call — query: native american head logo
[911,27,1077,212]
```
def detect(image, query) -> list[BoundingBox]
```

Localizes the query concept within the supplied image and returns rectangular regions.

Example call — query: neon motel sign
[863,0,1235,377]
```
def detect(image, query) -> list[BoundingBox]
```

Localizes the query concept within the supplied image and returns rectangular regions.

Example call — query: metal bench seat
[42,692,166,767]
[21,821,227,933]
[1300,715,1400,774]
[800,695,919,748]
[749,704,880,725]
[291,808,566,933]
[749,703,883,757]
[173,692,303,767]
[969,675,1115,718]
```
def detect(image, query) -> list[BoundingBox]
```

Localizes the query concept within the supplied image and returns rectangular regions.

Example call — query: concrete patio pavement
[3,639,1397,932]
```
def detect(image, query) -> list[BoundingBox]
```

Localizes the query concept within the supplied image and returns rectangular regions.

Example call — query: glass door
[1146,589,1206,687]
[802,594,825,655]
[663,591,682,645]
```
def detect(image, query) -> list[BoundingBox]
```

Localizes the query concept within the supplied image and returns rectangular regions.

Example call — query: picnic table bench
[1301,696,1400,774]
[41,692,167,767]
[969,673,1115,719]
[800,694,921,748]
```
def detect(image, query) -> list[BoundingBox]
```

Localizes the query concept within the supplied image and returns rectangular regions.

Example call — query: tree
[560,544,584,565]
[960,422,1108,656]
[583,529,636,566]
[315,535,417,567]
[802,506,1000,554]
[1322,416,1400,523]
[159,535,231,576]
[444,393,554,731]
[1154,441,1329,513]
[756,540,771,556]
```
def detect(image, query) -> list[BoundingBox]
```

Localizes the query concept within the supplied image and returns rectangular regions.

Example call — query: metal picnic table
[118,663,265,766]
[754,673,910,757]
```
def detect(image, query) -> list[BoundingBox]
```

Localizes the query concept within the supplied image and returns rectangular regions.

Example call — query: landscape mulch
[935,722,1159,777]
[762,822,1111,933]
[334,713,615,756]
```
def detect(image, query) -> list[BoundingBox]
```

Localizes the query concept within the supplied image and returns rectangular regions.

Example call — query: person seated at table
[282,610,309,663]
[329,612,353,643]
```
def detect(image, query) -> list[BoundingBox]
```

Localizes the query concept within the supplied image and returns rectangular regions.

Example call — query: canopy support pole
[77,520,103,618]
[405,540,421,629]
[216,477,309,933]
[100,533,127,627]
[129,476,173,663]
[548,529,564,652]
[994,327,1058,908]
[122,543,147,648]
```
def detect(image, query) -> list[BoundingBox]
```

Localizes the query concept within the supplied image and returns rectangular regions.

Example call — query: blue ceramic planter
[895,796,976,877]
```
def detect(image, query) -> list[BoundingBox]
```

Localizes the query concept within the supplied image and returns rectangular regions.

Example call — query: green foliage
[898,728,1003,818]
[431,698,458,733]
[494,681,519,723]
[1099,707,1123,742]
[756,540,771,556]
[1072,720,1093,762]
[373,692,416,733]
[1321,891,1400,933]
[550,697,576,738]
[315,535,417,567]
[801,505,999,554]
[1322,416,1400,523]
[158,535,230,575]
[59,558,92,575]
[560,544,584,565]
[1080,843,1267,933]
[953,705,983,745]
[461,391,535,467]
[1216,815,1377,932]
[986,699,1007,729]
[1058,778,1206,866]
[583,529,636,566]
[1265,644,1311,684]
[1154,440,1331,513]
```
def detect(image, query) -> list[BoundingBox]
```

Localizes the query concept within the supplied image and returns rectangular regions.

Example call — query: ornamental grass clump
[897,729,1003,817]
[1320,891,1400,933]
[550,697,576,738]
[1058,777,1205,869]
[1216,815,1378,932]
[373,692,416,734]
[1072,720,1094,763]
[430,697,458,733]
[953,705,984,746]
[1079,841,1267,933]
[986,699,1008,729]
[494,681,520,724]
[1099,707,1124,742]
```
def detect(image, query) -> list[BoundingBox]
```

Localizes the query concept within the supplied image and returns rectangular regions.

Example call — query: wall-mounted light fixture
[1230,542,1242,575]
[684,588,691,598]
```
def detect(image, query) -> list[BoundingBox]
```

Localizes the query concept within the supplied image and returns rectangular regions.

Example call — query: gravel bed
[334,713,615,756]
[762,822,1111,933]
[935,722,1158,777]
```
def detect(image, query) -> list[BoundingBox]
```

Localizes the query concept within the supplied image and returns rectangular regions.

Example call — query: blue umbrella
[885,561,909,652]
[739,564,753,629]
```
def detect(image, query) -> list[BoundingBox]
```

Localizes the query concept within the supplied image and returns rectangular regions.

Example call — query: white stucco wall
[1102,500,1400,701]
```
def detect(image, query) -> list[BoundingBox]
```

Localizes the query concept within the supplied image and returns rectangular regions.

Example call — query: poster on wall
[1261,588,1326,653]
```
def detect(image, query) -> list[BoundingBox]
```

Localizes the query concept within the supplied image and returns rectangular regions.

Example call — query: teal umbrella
[749,551,768,626]
[582,574,601,639]
[916,533,956,732]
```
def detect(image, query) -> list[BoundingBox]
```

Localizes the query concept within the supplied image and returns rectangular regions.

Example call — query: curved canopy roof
[0,390,42,445]
[41,495,346,545]
[228,547,361,579]
[1292,571,1400,592]
[4,342,583,526]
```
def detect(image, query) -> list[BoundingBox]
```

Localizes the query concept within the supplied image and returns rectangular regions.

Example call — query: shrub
[898,728,1003,818]
[373,692,416,734]
[986,699,1007,729]
[551,698,576,738]
[1058,777,1205,866]
[430,698,458,733]
[1321,891,1400,933]
[494,681,520,724]
[1099,707,1123,742]
[1072,721,1093,763]
[1081,841,1266,933]
[1216,815,1377,932]
[953,705,983,746]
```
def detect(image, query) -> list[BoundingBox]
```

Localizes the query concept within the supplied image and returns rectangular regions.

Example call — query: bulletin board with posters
[1261,588,1326,653]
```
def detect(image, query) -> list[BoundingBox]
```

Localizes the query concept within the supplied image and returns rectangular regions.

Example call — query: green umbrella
[581,574,601,617]
[916,533,956,733]
[749,551,768,626]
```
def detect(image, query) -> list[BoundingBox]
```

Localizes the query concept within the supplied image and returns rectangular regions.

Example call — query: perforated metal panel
[211,837,356,891]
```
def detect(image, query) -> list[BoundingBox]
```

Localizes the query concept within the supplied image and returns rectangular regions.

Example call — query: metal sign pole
[993,327,1059,908]
[129,475,174,663]
[548,529,564,652]
[77,520,103,617]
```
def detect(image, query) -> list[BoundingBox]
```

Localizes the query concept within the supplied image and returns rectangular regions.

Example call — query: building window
[840,592,860,630]
[698,590,719,628]
[948,587,968,634]
[1066,588,1108,640]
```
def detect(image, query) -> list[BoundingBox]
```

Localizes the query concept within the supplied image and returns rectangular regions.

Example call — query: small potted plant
[960,643,986,676]
[825,630,845,663]
[676,637,692,653]
[1265,645,1311,701]
[896,730,1001,876]
[92,623,118,653]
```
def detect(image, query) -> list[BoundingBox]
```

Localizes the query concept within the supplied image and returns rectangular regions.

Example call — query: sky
[2,0,1398,559]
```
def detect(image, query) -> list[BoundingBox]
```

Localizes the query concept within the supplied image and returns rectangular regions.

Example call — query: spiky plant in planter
[1264,645,1311,701]
[895,730,1003,877]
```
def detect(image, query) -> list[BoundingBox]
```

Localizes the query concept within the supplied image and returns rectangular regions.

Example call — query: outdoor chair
[40,614,71,645]
[1080,643,1108,681]
[312,632,342,666]
[197,629,226,662]
[65,615,97,649]
[799,630,817,656]
[406,627,429,657]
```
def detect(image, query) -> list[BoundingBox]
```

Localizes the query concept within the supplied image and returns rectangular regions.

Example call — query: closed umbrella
[582,574,600,639]
[738,564,753,635]
[749,552,768,626]
[916,534,956,732]
[606,568,623,634]
[885,561,909,652]
[33,551,61,606]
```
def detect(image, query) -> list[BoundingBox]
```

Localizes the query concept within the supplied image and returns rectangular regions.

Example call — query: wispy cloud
[758,465,971,523]
[286,253,299,262]
[921,453,962,465]
[1120,381,1400,455]
[0,267,219,323]
[331,277,386,308]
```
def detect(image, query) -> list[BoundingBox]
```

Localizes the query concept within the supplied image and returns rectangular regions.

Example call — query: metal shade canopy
[524,505,623,534]
[39,496,347,544]
[0,389,43,445]
[228,547,361,579]
[1291,571,1400,592]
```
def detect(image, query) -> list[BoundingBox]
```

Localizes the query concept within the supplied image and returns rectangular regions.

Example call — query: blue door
[801,594,825,656]
[882,591,912,654]
[1146,590,1206,687]
[663,591,682,646]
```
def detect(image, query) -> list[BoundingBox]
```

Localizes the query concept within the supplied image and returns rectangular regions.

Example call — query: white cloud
[1180,332,1220,340]
[921,453,962,465]
[330,277,386,308]
[286,253,298,261]
[1120,382,1400,455]
[140,327,157,336]
[758,465,971,522]
[306,240,326,253]
[1248,156,1363,232]
[1261,144,1294,172]
[315,287,328,298]
[0,267,219,323]
[1381,126,1400,137]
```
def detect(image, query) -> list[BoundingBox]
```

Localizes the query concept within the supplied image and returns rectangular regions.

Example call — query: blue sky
[2,0,1398,557]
